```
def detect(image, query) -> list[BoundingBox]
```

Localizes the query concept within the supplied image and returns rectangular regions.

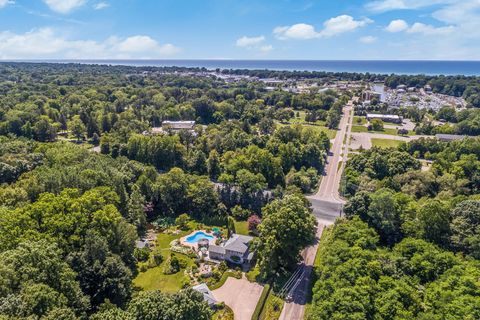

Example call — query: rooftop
[192,283,217,306]
[224,234,254,254]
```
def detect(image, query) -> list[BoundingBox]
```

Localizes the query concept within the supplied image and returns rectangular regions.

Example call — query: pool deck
[180,230,217,250]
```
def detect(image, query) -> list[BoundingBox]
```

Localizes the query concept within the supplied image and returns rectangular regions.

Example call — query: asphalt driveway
[212,275,264,320]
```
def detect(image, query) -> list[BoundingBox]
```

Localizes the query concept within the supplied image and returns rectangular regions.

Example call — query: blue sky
[0,0,479,60]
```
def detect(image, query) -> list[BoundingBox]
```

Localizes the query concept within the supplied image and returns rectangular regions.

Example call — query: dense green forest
[309,138,480,319]
[2,62,480,319]
[0,63,328,319]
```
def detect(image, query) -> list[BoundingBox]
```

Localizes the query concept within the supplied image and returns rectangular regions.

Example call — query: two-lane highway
[279,100,354,320]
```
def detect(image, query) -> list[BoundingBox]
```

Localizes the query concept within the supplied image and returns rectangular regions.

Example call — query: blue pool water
[185,231,214,244]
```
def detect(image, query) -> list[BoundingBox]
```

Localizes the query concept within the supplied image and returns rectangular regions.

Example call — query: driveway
[212,275,264,320]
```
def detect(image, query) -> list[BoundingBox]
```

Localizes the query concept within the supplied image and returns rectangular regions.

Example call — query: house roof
[135,240,148,249]
[192,283,217,306]
[435,134,466,141]
[162,120,195,130]
[208,245,225,255]
[224,234,253,254]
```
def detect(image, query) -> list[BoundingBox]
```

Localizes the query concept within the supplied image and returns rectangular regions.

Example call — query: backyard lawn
[234,220,249,236]
[371,138,406,149]
[133,231,193,292]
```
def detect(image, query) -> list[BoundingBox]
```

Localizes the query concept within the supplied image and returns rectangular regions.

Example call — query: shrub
[134,247,150,262]
[175,213,191,230]
[231,205,251,221]
[163,254,181,275]
[247,215,261,233]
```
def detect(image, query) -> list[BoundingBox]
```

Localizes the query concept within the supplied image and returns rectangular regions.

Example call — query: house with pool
[208,234,254,265]
[180,230,255,265]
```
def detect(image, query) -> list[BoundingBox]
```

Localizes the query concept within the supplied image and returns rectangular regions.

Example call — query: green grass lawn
[351,125,368,133]
[246,265,261,283]
[133,230,193,292]
[277,122,337,139]
[353,116,367,125]
[371,138,406,149]
[351,125,414,136]
[260,292,284,320]
[234,220,249,236]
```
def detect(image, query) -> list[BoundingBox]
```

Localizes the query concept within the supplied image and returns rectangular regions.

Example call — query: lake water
[25,59,480,76]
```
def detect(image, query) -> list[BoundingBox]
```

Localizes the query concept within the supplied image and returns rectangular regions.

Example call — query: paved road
[279,101,354,320]
[278,225,325,320]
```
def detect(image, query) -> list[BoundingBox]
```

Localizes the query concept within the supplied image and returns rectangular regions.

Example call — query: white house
[208,234,254,264]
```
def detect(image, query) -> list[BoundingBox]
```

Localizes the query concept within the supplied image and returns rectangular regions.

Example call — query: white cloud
[274,15,372,40]
[320,15,373,37]
[385,19,455,35]
[274,23,319,40]
[0,28,181,59]
[407,22,455,35]
[359,36,378,44]
[235,35,272,54]
[93,2,109,10]
[236,35,265,47]
[43,0,86,14]
[385,19,409,32]
[0,0,13,8]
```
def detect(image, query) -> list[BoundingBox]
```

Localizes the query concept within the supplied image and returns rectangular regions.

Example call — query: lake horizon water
[6,59,480,76]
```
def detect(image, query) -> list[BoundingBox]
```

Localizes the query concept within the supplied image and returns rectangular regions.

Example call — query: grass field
[277,122,337,139]
[371,138,406,149]
[234,220,249,236]
[133,231,193,292]
[352,125,414,136]
[353,116,367,125]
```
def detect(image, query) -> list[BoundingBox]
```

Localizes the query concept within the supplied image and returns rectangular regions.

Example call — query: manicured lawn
[234,220,249,236]
[352,125,414,136]
[353,116,367,125]
[133,230,193,292]
[277,122,337,139]
[371,138,406,149]
[133,257,192,292]
[351,125,368,133]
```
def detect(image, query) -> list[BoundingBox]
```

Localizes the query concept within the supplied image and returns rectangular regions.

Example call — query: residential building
[208,234,254,264]
[192,283,217,307]
[161,120,195,131]
[435,134,467,142]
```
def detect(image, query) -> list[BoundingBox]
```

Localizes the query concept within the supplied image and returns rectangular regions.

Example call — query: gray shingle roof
[192,283,217,306]
[224,234,253,254]
[208,245,225,255]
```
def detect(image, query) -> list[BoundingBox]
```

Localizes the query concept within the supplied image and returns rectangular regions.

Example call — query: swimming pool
[185,231,214,244]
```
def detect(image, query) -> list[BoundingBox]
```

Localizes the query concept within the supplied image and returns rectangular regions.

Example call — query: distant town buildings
[435,134,467,142]
[366,113,402,124]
